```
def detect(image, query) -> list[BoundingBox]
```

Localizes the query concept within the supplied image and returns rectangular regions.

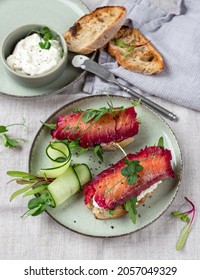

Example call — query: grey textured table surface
[0,0,199,260]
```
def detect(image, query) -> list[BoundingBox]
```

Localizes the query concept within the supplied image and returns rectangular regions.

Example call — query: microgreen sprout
[28,26,55,50]
[0,121,27,148]
[121,159,143,186]
[171,197,196,251]
[7,171,55,217]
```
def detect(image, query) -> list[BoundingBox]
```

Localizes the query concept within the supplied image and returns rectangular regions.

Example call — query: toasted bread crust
[64,6,127,54]
[86,189,156,220]
[108,27,164,74]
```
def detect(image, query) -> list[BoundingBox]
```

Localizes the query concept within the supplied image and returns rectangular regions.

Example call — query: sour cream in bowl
[1,24,68,88]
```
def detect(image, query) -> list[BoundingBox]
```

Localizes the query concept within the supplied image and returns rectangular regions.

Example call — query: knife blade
[72,55,178,121]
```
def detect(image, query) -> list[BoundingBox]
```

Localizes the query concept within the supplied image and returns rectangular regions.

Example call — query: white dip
[6,33,62,76]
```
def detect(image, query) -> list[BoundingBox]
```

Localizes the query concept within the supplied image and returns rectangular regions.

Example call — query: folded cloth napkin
[83,0,200,111]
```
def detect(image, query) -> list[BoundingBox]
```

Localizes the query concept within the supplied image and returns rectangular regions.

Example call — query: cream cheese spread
[6,33,62,76]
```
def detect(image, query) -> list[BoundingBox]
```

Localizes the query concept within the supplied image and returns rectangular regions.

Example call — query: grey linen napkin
[83,0,200,111]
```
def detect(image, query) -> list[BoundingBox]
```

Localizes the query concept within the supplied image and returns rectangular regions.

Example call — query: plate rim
[28,94,183,238]
[0,0,95,99]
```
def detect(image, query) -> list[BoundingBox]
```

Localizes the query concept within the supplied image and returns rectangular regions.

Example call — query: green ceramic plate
[29,95,182,237]
[0,0,92,98]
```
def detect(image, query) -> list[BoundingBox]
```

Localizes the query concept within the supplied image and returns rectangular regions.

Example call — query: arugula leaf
[124,197,137,224]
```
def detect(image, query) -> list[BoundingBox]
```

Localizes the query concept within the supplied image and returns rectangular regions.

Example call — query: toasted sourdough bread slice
[64,6,127,54]
[108,27,164,74]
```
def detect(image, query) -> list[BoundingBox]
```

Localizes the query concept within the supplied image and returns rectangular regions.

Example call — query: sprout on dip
[6,27,63,76]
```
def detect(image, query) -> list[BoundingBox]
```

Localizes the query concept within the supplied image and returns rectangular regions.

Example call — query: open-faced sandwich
[51,104,140,150]
[83,144,174,221]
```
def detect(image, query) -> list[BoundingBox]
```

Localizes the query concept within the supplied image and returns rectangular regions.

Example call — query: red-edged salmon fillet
[84,146,174,209]
[51,107,139,148]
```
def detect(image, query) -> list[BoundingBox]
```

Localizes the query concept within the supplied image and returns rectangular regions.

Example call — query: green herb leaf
[126,174,138,185]
[7,171,37,180]
[171,197,196,251]
[132,99,141,107]
[21,205,43,218]
[121,159,143,185]
[1,134,19,147]
[10,183,35,202]
[39,41,51,49]
[41,122,56,130]
[82,110,98,123]
[157,136,164,148]
[31,204,47,216]
[109,209,115,216]
[115,39,129,48]
[171,211,190,223]
[0,125,8,133]
[22,184,48,197]
[124,197,137,224]
[176,223,191,251]
[94,145,104,162]
[28,196,45,209]
[0,121,27,149]
[67,140,81,151]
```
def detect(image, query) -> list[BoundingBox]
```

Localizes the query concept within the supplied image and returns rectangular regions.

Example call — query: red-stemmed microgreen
[7,171,55,217]
[171,197,196,251]
[0,121,27,148]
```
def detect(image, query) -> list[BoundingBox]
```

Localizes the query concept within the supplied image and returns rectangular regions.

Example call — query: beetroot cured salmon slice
[84,146,174,209]
[51,107,140,148]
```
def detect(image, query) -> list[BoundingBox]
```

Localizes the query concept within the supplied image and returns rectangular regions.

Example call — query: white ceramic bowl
[0,24,68,87]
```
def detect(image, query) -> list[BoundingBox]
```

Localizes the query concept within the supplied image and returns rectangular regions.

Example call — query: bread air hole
[140,55,154,62]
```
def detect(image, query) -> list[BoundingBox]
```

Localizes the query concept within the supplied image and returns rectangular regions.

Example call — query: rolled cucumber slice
[47,164,92,207]
[47,166,80,207]
[38,141,71,178]
[74,164,92,187]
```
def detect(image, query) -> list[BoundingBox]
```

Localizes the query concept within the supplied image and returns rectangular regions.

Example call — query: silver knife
[72,55,178,121]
